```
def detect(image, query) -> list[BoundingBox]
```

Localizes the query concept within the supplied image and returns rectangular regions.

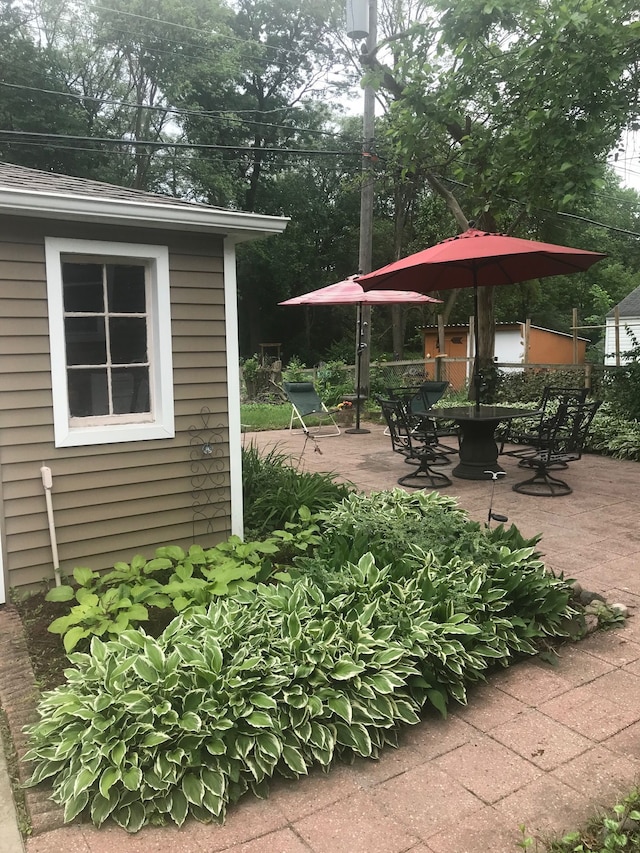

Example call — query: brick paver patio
[8,425,640,852]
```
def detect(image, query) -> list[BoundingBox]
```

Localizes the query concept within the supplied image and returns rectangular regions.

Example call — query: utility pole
[346,0,376,433]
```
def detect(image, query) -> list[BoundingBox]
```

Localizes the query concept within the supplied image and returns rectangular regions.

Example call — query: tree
[361,0,640,389]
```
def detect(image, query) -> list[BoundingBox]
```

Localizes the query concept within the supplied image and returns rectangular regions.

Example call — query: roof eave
[0,188,289,243]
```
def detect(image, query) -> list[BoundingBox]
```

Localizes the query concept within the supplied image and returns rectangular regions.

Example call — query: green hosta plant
[25,551,576,832]
[45,516,321,651]
[300,488,542,579]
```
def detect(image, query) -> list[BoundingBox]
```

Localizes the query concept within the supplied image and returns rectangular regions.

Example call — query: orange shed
[422,323,588,390]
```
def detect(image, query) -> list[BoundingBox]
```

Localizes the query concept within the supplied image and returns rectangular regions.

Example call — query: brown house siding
[0,215,232,590]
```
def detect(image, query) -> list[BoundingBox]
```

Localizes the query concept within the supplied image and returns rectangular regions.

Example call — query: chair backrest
[541,399,601,462]
[418,380,450,408]
[385,380,449,416]
[540,385,589,411]
[283,381,323,415]
[377,397,413,455]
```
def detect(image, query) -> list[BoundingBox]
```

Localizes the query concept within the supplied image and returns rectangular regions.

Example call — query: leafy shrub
[25,551,575,831]
[45,525,319,651]
[314,361,353,406]
[242,443,353,537]
[301,489,541,575]
[601,338,640,421]
[282,355,308,382]
[585,404,640,461]
[494,369,588,404]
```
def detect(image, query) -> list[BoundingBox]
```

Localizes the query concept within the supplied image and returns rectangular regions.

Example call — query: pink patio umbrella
[280,276,442,433]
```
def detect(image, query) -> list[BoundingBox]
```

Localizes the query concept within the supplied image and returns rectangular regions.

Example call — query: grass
[519,787,640,850]
[0,707,31,837]
[241,403,291,431]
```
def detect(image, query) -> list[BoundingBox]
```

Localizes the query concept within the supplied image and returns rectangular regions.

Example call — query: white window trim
[45,237,175,447]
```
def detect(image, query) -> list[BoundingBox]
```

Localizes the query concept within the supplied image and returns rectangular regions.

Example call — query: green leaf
[110,741,127,766]
[182,772,205,806]
[140,732,170,747]
[45,585,74,602]
[246,710,273,728]
[126,801,146,833]
[133,658,159,683]
[169,789,189,827]
[281,745,308,775]
[250,692,277,711]
[179,712,202,732]
[201,768,226,798]
[63,626,90,652]
[73,566,97,586]
[327,694,352,724]
[73,766,99,797]
[64,790,89,822]
[331,659,365,680]
[99,766,121,798]
[122,766,142,791]
[90,791,118,827]
[427,688,448,718]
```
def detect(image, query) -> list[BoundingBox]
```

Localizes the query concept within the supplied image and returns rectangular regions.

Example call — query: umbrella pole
[473,282,481,413]
[346,303,370,435]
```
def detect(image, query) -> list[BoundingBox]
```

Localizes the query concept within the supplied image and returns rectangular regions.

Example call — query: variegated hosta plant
[24,550,575,833]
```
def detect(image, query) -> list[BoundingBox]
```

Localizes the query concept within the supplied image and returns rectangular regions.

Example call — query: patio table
[428,406,540,480]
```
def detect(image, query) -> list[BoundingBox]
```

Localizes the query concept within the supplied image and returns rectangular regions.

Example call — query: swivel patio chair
[512,399,601,497]
[385,381,458,455]
[283,381,340,437]
[377,397,452,490]
[499,385,589,459]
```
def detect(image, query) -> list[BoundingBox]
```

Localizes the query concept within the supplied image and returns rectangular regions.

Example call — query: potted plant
[335,399,354,426]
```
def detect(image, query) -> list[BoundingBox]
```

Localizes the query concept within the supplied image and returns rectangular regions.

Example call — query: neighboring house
[604,285,640,365]
[0,162,288,603]
[422,323,588,390]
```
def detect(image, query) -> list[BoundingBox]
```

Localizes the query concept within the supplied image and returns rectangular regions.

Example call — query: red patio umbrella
[280,276,442,432]
[356,228,606,410]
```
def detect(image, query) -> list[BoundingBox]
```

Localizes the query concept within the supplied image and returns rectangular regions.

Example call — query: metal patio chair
[283,381,340,437]
[377,397,452,490]
[385,381,458,455]
[512,399,601,496]
[499,385,589,459]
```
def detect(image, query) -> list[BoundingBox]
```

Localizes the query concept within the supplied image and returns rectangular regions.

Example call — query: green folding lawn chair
[283,381,341,437]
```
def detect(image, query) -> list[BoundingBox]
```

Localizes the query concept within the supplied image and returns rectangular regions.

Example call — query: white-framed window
[45,237,175,447]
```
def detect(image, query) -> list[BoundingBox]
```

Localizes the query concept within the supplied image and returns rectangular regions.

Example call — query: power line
[87,3,314,61]
[0,129,360,158]
[437,174,640,240]
[0,82,348,140]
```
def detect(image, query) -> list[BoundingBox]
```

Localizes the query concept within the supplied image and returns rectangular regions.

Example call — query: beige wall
[0,215,232,590]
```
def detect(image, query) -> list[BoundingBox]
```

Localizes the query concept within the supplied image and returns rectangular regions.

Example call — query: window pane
[107,264,146,313]
[67,368,109,416]
[112,367,150,414]
[62,263,104,312]
[110,317,147,364]
[65,317,107,365]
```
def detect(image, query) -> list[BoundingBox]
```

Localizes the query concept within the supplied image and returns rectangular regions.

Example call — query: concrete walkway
[8,426,640,852]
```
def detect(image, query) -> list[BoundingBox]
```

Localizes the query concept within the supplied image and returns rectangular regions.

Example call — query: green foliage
[44,526,320,651]
[281,356,309,383]
[302,488,542,575]
[494,370,589,404]
[585,405,640,461]
[242,443,353,537]
[25,549,576,831]
[315,361,353,406]
[601,339,640,421]
[548,788,640,851]
[241,403,291,431]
